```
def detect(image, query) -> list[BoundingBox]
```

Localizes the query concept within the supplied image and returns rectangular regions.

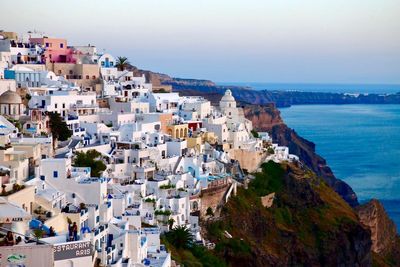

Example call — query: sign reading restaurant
[53,240,92,261]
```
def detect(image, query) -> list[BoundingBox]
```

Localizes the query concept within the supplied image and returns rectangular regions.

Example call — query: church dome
[0,90,23,104]
[220,89,235,102]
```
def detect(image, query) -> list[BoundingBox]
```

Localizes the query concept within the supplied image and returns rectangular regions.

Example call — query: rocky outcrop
[356,199,400,265]
[242,104,283,131]
[203,162,372,267]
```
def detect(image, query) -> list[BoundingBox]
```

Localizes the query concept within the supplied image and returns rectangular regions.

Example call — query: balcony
[67,115,79,121]
[72,103,99,109]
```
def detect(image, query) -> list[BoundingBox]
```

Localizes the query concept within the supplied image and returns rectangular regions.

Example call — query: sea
[218,82,400,232]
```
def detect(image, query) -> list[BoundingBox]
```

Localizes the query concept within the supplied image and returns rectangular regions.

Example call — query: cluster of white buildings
[0,31,297,267]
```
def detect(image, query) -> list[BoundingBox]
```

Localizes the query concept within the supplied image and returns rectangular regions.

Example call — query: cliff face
[203,162,371,267]
[356,200,400,265]
[242,104,283,131]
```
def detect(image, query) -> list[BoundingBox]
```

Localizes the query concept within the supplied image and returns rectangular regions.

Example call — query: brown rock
[356,199,397,254]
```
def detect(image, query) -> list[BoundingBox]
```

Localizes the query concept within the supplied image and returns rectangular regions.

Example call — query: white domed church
[219,89,239,120]
[0,90,26,119]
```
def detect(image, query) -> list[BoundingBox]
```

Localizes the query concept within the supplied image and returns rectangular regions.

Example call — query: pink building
[29,37,76,63]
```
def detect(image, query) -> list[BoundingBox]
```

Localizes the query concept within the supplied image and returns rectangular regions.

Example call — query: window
[58,70,62,74]
[46,43,49,47]
[69,70,73,75]
[101,61,105,66]
[40,175,45,181]
[60,43,64,48]
[55,104,58,108]
[62,103,65,108]
[96,216,99,223]
[92,75,96,80]
[53,171,58,178]
[86,75,89,79]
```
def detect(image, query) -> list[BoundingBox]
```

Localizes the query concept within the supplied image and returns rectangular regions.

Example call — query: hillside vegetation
[166,161,372,266]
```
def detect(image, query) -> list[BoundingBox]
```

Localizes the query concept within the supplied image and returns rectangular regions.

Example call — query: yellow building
[5,185,35,214]
[0,32,18,40]
[201,131,218,144]
[46,62,101,91]
[166,124,188,139]
[13,143,42,171]
[187,136,202,152]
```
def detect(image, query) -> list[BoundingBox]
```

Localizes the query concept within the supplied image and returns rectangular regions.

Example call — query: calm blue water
[218,82,400,94]
[279,104,400,232]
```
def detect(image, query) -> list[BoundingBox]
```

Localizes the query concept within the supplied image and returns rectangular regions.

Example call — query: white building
[28,88,97,117]
[149,93,181,113]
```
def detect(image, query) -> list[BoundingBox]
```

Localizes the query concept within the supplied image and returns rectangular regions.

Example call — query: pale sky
[1,0,399,83]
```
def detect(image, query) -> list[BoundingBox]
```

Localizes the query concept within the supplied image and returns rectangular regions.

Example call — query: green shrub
[251,129,259,138]
[215,238,251,256]
[249,161,285,196]
[274,206,293,225]
[155,210,172,216]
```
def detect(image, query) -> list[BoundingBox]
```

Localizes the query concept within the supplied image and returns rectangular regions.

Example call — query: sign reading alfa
[53,241,92,261]
[0,217,25,223]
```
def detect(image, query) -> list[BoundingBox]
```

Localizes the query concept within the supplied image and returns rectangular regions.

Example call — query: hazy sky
[1,0,399,83]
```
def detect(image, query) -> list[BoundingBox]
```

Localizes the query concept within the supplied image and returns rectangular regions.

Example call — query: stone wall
[200,182,230,217]
[229,149,267,173]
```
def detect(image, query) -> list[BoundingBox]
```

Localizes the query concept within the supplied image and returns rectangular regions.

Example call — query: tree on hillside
[251,129,259,138]
[116,56,130,71]
[165,225,193,249]
[73,149,106,177]
[48,112,72,141]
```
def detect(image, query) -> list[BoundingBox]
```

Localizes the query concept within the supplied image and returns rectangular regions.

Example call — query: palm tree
[116,56,130,71]
[166,225,193,249]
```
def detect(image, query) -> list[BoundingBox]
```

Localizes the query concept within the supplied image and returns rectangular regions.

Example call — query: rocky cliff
[357,200,400,266]
[203,162,372,266]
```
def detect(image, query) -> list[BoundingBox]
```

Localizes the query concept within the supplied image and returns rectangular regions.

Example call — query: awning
[0,197,31,223]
